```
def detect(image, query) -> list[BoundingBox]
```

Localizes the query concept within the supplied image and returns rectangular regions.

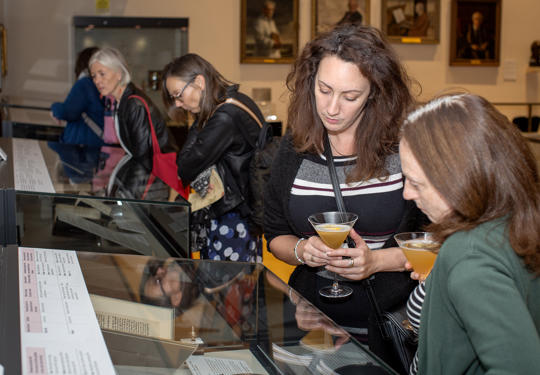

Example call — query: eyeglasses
[169,76,195,102]
[156,277,167,297]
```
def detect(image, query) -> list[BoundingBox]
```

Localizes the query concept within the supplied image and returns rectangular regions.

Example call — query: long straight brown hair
[286,24,415,181]
[402,93,540,274]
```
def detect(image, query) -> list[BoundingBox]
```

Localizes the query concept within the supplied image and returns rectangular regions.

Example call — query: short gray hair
[89,47,131,86]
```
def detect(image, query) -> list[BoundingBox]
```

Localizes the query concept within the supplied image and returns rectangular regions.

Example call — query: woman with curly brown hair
[401,93,540,374]
[263,23,427,367]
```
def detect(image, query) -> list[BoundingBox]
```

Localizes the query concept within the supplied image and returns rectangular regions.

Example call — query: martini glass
[394,232,439,279]
[308,211,358,298]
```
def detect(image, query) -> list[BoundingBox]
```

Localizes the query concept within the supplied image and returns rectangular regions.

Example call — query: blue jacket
[51,76,104,146]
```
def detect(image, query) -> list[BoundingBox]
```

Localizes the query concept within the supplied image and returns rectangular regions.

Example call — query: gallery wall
[2,0,540,125]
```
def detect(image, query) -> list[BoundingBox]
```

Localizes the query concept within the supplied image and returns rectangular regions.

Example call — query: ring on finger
[349,258,354,268]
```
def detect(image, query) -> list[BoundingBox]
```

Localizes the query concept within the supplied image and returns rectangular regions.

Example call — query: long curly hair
[286,24,416,181]
[402,93,540,274]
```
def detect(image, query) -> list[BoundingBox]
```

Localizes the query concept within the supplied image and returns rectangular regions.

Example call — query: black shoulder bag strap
[323,132,389,339]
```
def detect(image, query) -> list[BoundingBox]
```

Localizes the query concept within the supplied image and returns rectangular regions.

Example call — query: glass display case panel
[84,253,398,374]
[1,104,63,141]
[0,137,191,257]
[0,137,190,208]
[0,248,398,374]
[15,192,189,258]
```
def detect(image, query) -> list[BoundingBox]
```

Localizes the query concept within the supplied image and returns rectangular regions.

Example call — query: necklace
[328,136,350,156]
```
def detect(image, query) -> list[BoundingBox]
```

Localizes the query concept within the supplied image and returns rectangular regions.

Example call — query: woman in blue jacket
[51,47,104,146]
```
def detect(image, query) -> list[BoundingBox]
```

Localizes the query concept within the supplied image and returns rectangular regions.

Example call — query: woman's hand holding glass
[298,236,331,267]
[299,226,369,270]
[404,261,424,281]
[324,229,379,280]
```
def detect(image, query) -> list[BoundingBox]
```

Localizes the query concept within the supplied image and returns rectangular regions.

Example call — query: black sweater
[263,134,428,248]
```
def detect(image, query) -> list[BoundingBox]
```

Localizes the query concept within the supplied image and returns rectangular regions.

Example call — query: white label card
[18,247,115,375]
[12,139,55,193]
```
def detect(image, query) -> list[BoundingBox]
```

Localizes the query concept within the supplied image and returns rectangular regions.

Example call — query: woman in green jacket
[399,93,540,374]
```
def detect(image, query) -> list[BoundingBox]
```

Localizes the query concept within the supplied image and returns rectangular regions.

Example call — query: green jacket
[418,219,540,374]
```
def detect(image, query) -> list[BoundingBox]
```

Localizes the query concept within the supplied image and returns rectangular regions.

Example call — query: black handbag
[380,304,417,374]
[323,133,417,375]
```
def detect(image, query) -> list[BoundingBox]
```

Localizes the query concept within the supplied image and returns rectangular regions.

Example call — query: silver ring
[349,258,354,268]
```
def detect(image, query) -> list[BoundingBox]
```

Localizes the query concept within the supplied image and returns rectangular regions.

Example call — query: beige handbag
[186,98,257,211]
[188,167,224,212]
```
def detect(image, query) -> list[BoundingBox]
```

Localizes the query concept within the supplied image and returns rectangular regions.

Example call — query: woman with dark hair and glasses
[263,24,427,368]
[139,258,200,310]
[161,53,264,262]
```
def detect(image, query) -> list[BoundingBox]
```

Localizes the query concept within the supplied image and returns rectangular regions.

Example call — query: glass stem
[331,273,340,293]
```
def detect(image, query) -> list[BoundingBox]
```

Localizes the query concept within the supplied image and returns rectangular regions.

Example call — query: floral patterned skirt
[203,211,262,262]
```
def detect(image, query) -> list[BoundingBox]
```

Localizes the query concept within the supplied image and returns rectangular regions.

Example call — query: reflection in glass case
[0,248,399,374]
[0,137,191,257]
[14,192,189,258]
[73,16,189,115]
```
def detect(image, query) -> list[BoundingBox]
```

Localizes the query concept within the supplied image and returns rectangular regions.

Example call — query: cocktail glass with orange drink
[308,211,358,298]
[394,232,439,279]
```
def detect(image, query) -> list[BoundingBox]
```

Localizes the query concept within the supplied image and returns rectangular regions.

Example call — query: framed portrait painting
[450,0,501,66]
[311,0,370,38]
[0,25,5,76]
[241,0,299,64]
[381,0,440,44]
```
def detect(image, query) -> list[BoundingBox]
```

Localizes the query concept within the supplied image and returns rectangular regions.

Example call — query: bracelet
[294,237,307,265]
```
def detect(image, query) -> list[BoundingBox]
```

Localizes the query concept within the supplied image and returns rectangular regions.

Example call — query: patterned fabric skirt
[203,211,262,262]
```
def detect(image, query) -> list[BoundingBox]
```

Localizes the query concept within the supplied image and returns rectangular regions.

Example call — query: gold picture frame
[450,0,501,66]
[311,0,371,39]
[0,25,6,76]
[381,0,440,44]
[240,0,299,64]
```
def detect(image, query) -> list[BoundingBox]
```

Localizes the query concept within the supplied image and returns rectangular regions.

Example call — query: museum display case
[0,247,398,374]
[0,137,190,257]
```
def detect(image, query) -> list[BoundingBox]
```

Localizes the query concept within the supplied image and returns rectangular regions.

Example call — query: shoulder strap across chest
[220,97,263,128]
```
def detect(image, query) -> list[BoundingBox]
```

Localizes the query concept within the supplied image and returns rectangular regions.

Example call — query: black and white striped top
[288,152,406,252]
[406,281,426,375]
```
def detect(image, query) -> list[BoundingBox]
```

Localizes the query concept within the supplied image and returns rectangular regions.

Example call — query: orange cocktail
[308,212,358,298]
[314,223,351,249]
[395,232,439,279]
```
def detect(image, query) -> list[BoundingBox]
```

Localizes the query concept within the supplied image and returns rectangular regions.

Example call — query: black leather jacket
[177,85,263,219]
[116,83,178,165]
